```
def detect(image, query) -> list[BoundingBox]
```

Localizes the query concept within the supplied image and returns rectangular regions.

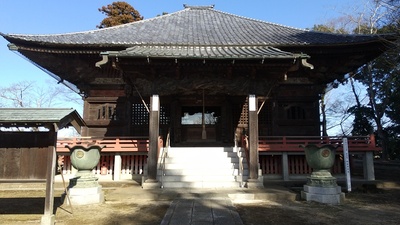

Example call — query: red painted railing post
[282,136,286,149]
[370,134,376,147]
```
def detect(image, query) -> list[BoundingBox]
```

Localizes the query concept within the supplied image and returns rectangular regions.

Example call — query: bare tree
[324,86,360,136]
[0,80,82,108]
[0,81,34,107]
[321,0,399,159]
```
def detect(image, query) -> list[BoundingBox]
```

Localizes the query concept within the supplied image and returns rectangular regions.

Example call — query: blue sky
[0,0,359,113]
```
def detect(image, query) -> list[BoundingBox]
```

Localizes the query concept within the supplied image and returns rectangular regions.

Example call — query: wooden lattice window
[132,104,170,126]
[132,103,149,125]
[238,102,249,126]
[97,104,117,120]
[287,106,305,120]
[160,105,170,125]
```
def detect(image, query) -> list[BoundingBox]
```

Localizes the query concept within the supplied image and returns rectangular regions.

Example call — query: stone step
[163,157,239,164]
[168,147,234,151]
[167,149,238,158]
[228,189,297,202]
[161,181,241,188]
[158,168,249,176]
[159,168,240,176]
[158,147,248,188]
[159,175,238,182]
[160,162,239,170]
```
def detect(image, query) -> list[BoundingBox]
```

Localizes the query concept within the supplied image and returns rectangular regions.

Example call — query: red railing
[56,136,149,153]
[56,135,378,176]
[258,135,380,152]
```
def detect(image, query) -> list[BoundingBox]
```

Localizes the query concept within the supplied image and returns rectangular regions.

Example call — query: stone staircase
[158,147,249,188]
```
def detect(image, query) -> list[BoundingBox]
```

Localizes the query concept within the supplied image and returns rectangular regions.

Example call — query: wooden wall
[270,84,321,136]
[82,96,131,136]
[81,84,323,139]
[0,132,51,180]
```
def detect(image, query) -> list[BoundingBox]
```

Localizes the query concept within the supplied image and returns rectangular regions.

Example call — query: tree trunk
[365,63,389,160]
[320,92,328,136]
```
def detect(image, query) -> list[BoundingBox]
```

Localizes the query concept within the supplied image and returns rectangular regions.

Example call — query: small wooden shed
[0,108,85,225]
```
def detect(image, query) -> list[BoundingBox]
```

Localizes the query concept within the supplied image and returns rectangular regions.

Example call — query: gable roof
[1,5,388,49]
[0,108,85,133]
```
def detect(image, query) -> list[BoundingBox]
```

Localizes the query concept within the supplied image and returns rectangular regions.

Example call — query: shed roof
[0,108,85,133]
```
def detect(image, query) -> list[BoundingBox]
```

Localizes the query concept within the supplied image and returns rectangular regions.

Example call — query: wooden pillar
[282,152,289,181]
[248,95,259,180]
[113,154,121,181]
[171,99,181,143]
[363,151,375,181]
[41,128,57,225]
[145,95,160,186]
[81,100,90,136]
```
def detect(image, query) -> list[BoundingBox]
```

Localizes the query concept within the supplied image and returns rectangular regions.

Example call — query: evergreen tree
[97,1,143,28]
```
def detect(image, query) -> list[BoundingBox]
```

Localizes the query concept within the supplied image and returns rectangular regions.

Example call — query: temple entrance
[180,106,221,143]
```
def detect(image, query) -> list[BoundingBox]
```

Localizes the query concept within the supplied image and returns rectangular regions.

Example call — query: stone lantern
[300,144,345,205]
[65,144,105,205]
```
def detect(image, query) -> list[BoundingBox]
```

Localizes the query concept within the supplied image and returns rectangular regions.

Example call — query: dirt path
[236,186,400,225]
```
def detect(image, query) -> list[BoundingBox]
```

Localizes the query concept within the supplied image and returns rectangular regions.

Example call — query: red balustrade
[258,135,380,152]
[57,136,149,153]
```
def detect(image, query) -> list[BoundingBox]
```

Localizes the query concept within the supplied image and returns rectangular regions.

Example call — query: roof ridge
[183,4,215,9]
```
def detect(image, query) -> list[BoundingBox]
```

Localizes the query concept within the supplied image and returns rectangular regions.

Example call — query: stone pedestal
[246,178,264,188]
[301,172,345,205]
[67,186,104,205]
[301,185,345,205]
[40,214,55,225]
[142,179,161,189]
[66,172,104,205]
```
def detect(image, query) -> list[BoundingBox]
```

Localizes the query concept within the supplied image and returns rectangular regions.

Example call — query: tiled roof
[111,45,306,59]
[1,5,383,48]
[0,108,84,130]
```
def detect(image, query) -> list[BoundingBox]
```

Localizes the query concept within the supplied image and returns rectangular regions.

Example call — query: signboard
[343,137,352,192]
[151,95,159,111]
[249,95,256,112]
